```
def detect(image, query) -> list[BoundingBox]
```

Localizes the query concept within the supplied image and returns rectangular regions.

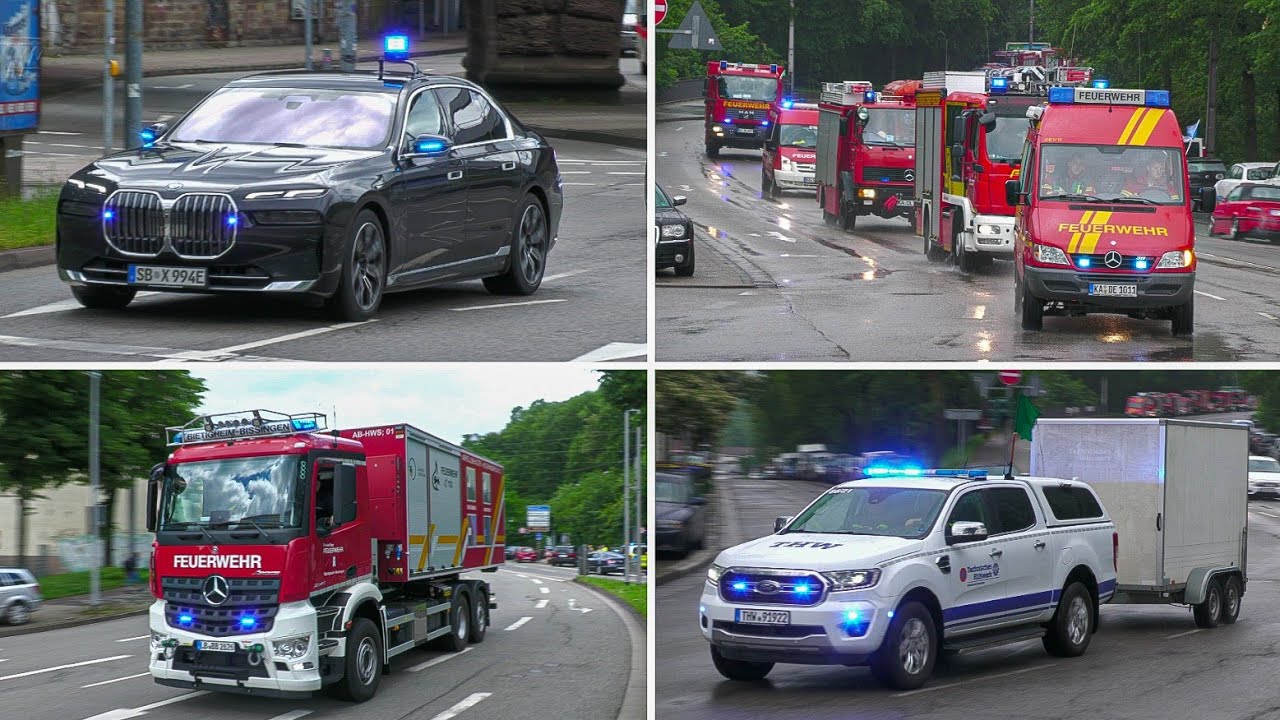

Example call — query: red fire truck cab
[145,410,502,702]
[816,80,918,230]
[704,61,786,158]
[761,101,819,197]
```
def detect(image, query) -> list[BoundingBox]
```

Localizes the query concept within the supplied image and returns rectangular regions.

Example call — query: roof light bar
[167,409,328,446]
[1048,86,1170,108]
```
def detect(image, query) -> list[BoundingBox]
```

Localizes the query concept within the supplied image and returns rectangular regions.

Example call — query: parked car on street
[514,546,539,563]
[0,568,41,625]
[657,471,708,557]
[1249,455,1280,498]
[1188,157,1227,211]
[548,546,578,567]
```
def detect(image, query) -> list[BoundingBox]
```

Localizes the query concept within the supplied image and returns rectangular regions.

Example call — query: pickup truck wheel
[710,645,773,681]
[1193,579,1223,628]
[1043,582,1093,657]
[469,589,489,643]
[1221,576,1242,624]
[334,618,382,702]
[871,601,936,690]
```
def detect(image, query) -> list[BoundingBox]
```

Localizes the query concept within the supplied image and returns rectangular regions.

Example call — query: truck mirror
[146,463,164,533]
[774,515,793,533]
[702,78,709,98]
[947,521,989,544]
[951,143,964,162]
[1200,186,1216,213]
[1005,179,1022,206]
[856,107,870,126]
[333,464,358,526]
[978,111,996,131]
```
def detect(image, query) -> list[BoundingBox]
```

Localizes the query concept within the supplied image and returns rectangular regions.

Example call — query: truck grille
[732,108,767,122]
[719,569,826,606]
[170,194,238,258]
[1071,253,1151,271]
[862,166,911,183]
[162,576,281,637]
[103,191,166,255]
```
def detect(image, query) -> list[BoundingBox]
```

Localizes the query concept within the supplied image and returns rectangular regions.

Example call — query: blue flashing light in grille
[731,581,747,591]
[239,616,257,629]
[1135,258,1150,270]
[103,209,115,220]
[794,583,811,595]
[1078,257,1092,268]
[178,613,194,626]
[762,120,769,127]
[226,214,238,226]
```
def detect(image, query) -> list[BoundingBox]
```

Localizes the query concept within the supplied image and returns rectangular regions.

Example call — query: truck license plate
[735,127,755,136]
[897,199,915,207]
[128,265,207,288]
[195,640,236,653]
[1088,283,1137,298]
[736,609,790,625]
[802,176,815,184]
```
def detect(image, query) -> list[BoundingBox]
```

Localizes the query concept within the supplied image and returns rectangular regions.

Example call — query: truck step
[317,638,339,654]
[943,626,1045,653]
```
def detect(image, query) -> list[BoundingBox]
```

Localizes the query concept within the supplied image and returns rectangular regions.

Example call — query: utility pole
[124,0,141,149]
[1206,40,1218,157]
[1029,0,1035,45]
[88,371,102,606]
[103,0,115,153]
[787,0,795,95]
[634,424,643,576]
[623,408,640,583]
[339,0,357,73]
[304,0,313,71]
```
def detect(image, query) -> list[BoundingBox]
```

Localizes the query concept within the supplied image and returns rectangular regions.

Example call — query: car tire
[327,209,386,321]
[870,601,936,690]
[1021,282,1044,330]
[484,194,548,296]
[332,618,382,702]
[469,588,488,643]
[1042,581,1094,657]
[675,244,695,277]
[1221,575,1242,625]
[71,285,136,310]
[1171,295,1194,336]
[434,592,470,651]
[710,645,773,681]
[1193,578,1224,629]
[6,601,29,625]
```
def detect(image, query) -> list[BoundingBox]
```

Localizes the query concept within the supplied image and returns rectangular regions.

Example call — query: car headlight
[780,156,792,171]
[822,569,882,591]
[272,634,311,660]
[66,178,108,194]
[658,518,685,529]
[1033,243,1070,266]
[707,563,725,584]
[1157,249,1194,269]
[711,125,724,134]
[244,188,327,200]
[150,631,166,651]
[858,188,876,199]
[661,224,686,239]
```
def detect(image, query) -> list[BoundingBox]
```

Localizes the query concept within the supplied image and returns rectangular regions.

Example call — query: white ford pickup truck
[700,469,1118,690]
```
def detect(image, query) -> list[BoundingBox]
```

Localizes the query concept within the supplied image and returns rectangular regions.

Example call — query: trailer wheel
[870,601,936,690]
[1193,578,1224,628]
[469,588,489,643]
[435,592,470,652]
[710,645,773,681]
[334,618,382,702]
[1221,576,1242,624]
[1043,582,1093,657]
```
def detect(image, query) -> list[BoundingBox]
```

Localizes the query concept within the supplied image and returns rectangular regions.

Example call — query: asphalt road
[655,441,1280,719]
[0,63,646,362]
[0,564,639,720]
[655,102,1280,361]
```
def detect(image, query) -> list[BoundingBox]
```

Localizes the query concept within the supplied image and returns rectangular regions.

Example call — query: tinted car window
[656,185,673,208]
[985,487,1036,534]
[404,88,446,140]
[0,572,16,586]
[435,88,506,145]
[947,490,988,528]
[1188,159,1226,173]
[1246,185,1280,202]
[169,87,395,149]
[1042,486,1104,521]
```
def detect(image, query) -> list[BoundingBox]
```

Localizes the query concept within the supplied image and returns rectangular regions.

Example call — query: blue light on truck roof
[782,98,794,109]
[990,77,1008,94]
[865,466,890,476]
[1048,86,1171,108]
[384,34,409,60]
[1092,78,1110,89]
[865,90,878,103]
[720,61,728,71]
[1047,87,1075,103]
[770,64,778,74]
[291,418,318,432]
[1144,90,1170,107]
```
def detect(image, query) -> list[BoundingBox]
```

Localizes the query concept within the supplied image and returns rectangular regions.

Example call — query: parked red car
[1209,182,1280,242]
[514,547,538,563]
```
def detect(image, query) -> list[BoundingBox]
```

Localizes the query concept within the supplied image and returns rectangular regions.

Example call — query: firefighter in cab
[1123,153,1181,201]
[1042,151,1095,196]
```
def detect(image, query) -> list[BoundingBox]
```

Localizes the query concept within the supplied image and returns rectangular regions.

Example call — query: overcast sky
[188,367,604,444]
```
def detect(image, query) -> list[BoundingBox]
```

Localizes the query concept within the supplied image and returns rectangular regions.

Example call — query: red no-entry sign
[655,2,668,25]
[998,370,1022,386]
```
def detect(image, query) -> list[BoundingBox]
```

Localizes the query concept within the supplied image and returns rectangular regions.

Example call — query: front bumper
[1249,484,1280,497]
[1240,223,1280,241]
[1023,265,1194,310]
[148,599,323,698]
[850,186,914,217]
[772,168,816,192]
[657,238,693,269]
[709,125,766,149]
[968,214,1015,255]
[699,580,890,665]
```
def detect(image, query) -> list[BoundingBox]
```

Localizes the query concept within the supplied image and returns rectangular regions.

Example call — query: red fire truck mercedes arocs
[761,101,819,197]
[704,61,785,158]
[1009,86,1196,335]
[145,410,503,701]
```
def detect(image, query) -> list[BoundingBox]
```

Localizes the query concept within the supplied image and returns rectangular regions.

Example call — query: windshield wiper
[230,517,275,537]
[270,142,307,148]
[1046,193,1110,203]
[166,522,218,544]
[1108,196,1159,205]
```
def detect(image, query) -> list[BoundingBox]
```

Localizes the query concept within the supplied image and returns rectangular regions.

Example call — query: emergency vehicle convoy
[1125,387,1255,416]
[1009,86,1197,335]
[761,101,819,197]
[815,80,918,230]
[145,410,503,701]
[704,61,786,157]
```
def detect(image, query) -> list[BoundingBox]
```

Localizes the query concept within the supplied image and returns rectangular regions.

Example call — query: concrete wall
[463,0,624,87]
[0,477,151,575]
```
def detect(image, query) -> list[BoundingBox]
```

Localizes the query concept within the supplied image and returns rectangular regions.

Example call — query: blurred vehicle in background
[1188,157,1227,211]
[621,0,640,55]
[656,471,708,557]
[1214,162,1276,200]
[1248,455,1280,498]
[514,547,539,563]
[0,568,41,625]
[587,551,626,575]
[548,545,578,567]
[1209,183,1280,242]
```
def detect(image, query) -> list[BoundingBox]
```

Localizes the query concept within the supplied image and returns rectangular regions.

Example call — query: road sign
[998,370,1022,386]
[944,409,983,420]
[655,1,667,25]
[527,505,551,532]
[666,1,720,51]
[535,532,542,541]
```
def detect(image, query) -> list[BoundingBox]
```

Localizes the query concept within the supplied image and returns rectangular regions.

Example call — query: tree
[654,0,781,90]
[655,371,739,446]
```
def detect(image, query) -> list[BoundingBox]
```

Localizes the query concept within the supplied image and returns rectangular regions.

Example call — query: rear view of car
[0,568,41,625]
[549,546,578,567]
[1208,184,1280,242]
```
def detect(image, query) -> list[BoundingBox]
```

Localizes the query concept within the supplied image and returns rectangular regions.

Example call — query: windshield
[718,76,777,102]
[170,87,395,149]
[655,184,672,208]
[984,113,1030,163]
[1188,159,1226,173]
[656,477,691,503]
[1037,144,1187,205]
[786,486,947,539]
[780,123,818,148]
[862,108,915,146]
[160,455,305,530]
[1250,458,1280,473]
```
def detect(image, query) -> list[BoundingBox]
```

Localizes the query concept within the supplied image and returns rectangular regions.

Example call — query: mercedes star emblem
[756,580,781,594]
[202,574,230,605]
[904,170,915,182]
[1104,250,1123,269]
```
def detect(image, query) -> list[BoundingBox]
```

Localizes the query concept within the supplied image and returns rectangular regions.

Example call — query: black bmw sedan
[56,66,563,320]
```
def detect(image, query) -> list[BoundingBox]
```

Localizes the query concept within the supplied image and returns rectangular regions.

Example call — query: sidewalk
[0,582,154,638]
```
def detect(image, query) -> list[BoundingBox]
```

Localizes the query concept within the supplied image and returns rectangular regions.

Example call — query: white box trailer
[1030,418,1248,627]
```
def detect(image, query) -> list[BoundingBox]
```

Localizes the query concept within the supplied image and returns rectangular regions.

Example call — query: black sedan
[56,65,563,321]
[655,183,694,276]
[586,551,626,575]
[655,471,707,558]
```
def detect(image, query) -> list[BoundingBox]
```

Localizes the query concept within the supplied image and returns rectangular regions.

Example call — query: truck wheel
[437,593,471,652]
[1221,575,1242,624]
[675,245,695,277]
[1193,578,1223,628]
[955,229,979,274]
[871,601,936,690]
[839,209,857,231]
[706,142,720,158]
[469,588,489,643]
[327,209,387,321]
[1021,283,1044,330]
[710,645,773,681]
[334,618,382,702]
[1043,582,1093,657]
[1171,296,1194,336]
[483,194,547,296]
[71,285,137,310]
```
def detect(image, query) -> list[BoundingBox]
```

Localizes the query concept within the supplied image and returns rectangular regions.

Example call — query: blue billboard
[0,0,39,134]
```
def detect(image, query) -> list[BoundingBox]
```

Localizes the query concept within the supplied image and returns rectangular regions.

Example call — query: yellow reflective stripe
[416,525,435,572]
[1128,109,1165,147]
[452,515,470,566]
[485,474,506,566]
[1080,211,1113,253]
[1068,211,1095,253]
[1117,108,1147,145]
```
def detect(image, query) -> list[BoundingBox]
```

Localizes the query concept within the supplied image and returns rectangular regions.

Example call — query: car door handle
[501,161,517,171]
[1034,541,1046,551]
[989,549,1003,558]
[447,170,464,180]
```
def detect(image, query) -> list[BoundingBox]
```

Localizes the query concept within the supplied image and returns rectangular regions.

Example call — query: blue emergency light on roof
[989,76,1009,94]
[140,128,157,149]
[782,98,794,109]
[720,60,728,71]
[864,90,878,103]
[1092,78,1110,89]
[384,34,409,61]
[770,64,778,74]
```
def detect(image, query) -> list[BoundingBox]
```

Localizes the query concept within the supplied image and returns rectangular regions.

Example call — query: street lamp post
[623,408,641,583]
[788,0,796,95]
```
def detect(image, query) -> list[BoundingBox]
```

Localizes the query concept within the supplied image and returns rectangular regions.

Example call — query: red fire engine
[146,410,502,701]
[815,80,918,230]
[761,100,819,197]
[704,60,786,157]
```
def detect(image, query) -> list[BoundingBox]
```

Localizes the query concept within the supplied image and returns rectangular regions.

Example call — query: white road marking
[567,599,593,614]
[80,690,210,720]
[571,342,648,362]
[539,586,550,594]
[1194,290,1226,301]
[1165,628,1203,640]
[535,599,549,608]
[264,711,312,720]
[778,253,818,258]
[179,321,375,358]
[1254,510,1280,519]
[451,299,567,312]
[0,334,284,361]
[559,171,592,175]
[18,150,85,157]
[427,692,492,720]
[408,647,472,672]
[512,572,528,578]
[606,171,646,175]
[504,616,533,631]
[50,143,106,150]
[528,577,543,584]
[542,269,588,283]
[560,182,597,186]
[115,635,151,642]
[0,654,132,682]
[1198,252,1280,272]
[37,130,82,135]
[894,663,1054,697]
[3,294,163,319]
[150,83,195,89]
[81,672,150,688]
[1258,312,1278,321]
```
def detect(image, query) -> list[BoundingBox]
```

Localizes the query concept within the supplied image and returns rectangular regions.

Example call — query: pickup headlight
[822,569,882,591]
[707,563,725,584]
[661,224,686,239]
[1156,249,1194,269]
[1033,243,1070,266]
[272,634,311,660]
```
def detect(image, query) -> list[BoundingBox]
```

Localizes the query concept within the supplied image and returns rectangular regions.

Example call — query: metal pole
[1029,0,1035,45]
[124,0,141,149]
[634,425,643,577]
[305,0,313,71]
[787,0,795,95]
[339,0,357,73]
[89,371,101,606]
[623,410,631,583]
[103,0,115,153]
[1206,40,1218,157]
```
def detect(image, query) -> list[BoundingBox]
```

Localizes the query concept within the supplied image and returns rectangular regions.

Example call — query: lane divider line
[504,616,533,631]
[0,655,132,682]
[427,692,492,720]
[894,663,1055,697]
[264,711,312,720]
[1165,628,1203,640]
[115,635,150,643]
[1194,290,1225,301]
[535,599,549,609]
[539,587,550,594]
[451,299,567,312]
[80,672,150,689]
[407,646,472,673]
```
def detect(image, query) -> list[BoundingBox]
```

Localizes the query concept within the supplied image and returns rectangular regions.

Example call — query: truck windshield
[780,123,818,147]
[984,113,1030,163]
[785,486,947,539]
[160,455,306,530]
[862,109,915,146]
[169,87,395,149]
[717,76,777,101]
[1037,144,1187,205]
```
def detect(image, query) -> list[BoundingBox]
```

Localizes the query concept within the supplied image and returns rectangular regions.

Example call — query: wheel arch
[897,585,945,640]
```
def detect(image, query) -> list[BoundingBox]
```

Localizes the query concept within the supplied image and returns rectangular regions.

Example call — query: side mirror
[947,520,989,544]
[855,107,870,126]
[1006,179,1023,206]
[978,111,996,131]
[774,515,793,533]
[139,122,168,149]
[404,133,451,159]
[672,195,687,206]
[1200,186,1217,213]
[951,143,965,161]
[702,79,709,97]
[146,463,164,533]
[333,464,358,526]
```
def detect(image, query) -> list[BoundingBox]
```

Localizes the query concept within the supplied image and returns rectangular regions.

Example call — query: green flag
[1014,394,1040,441]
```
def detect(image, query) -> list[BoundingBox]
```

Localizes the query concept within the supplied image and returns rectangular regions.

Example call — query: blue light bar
[900,467,923,476]
[383,34,409,61]
[1092,78,1110,89]
[1048,87,1074,104]
[291,418,319,432]
[719,60,728,71]
[865,90,878,103]
[923,469,991,478]
[865,466,890,476]
[1144,90,1170,107]
[770,64,778,74]
[415,138,446,154]
[782,98,794,109]
[990,77,1008,94]
[140,129,157,149]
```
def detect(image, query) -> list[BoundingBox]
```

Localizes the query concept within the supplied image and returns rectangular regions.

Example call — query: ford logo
[756,580,781,594]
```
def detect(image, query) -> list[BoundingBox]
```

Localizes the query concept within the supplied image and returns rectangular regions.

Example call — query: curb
[0,605,150,638]
[571,576,646,720]
[572,575,645,624]
[0,244,54,273]
[527,125,646,150]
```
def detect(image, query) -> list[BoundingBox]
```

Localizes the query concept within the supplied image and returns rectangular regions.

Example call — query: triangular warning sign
[666,0,721,51]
